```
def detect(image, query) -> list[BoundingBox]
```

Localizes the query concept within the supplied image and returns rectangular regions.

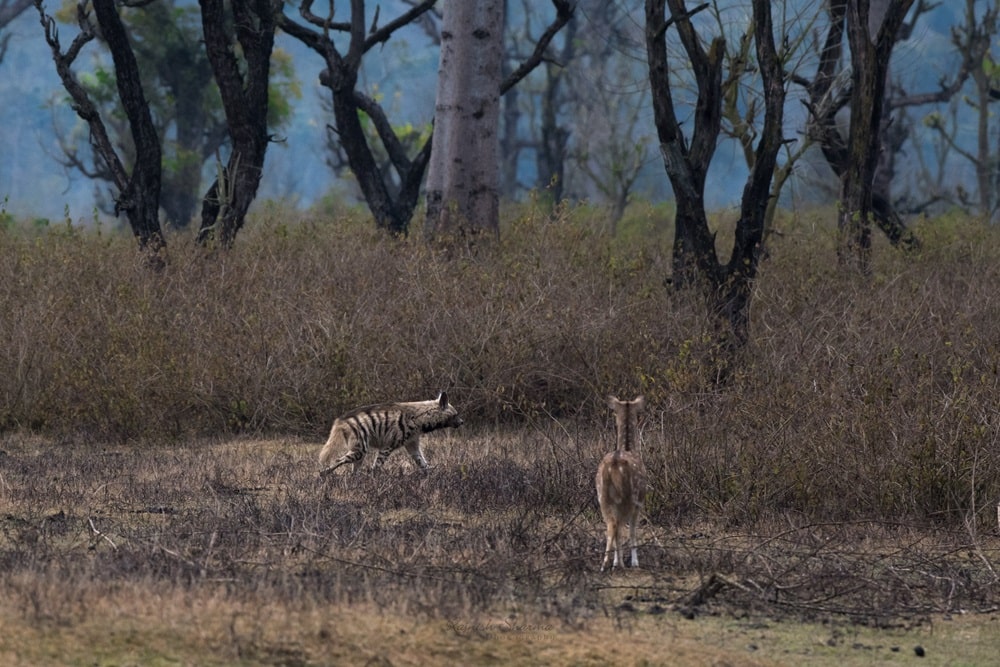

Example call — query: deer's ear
[607,396,619,411]
[634,396,646,411]
[439,392,448,408]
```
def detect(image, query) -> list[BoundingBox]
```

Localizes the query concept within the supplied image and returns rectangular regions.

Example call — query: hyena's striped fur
[595,395,647,571]
[318,393,463,476]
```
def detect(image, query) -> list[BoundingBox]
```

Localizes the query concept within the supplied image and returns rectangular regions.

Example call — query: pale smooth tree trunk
[424,0,504,244]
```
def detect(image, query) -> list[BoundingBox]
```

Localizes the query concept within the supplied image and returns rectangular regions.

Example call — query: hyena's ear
[438,392,449,408]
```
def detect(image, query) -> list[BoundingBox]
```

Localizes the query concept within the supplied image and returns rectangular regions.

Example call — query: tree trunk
[799,0,919,254]
[330,70,412,235]
[424,0,504,244]
[837,0,916,272]
[726,0,785,344]
[197,0,277,248]
[498,6,521,202]
[280,0,566,238]
[646,0,783,346]
[536,60,570,207]
[646,0,724,288]
[92,0,164,252]
[147,5,219,231]
[534,12,576,208]
[39,0,165,253]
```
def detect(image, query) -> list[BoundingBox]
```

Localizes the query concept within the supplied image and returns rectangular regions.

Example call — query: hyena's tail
[318,422,344,468]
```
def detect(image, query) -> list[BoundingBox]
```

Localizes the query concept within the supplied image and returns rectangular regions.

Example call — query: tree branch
[364,0,436,52]
[501,0,574,95]
[351,89,413,171]
[296,0,350,32]
[36,0,129,192]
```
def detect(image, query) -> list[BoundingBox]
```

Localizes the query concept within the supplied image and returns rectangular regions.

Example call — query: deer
[595,395,647,571]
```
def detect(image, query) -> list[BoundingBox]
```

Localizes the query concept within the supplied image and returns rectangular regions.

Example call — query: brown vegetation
[0,203,999,660]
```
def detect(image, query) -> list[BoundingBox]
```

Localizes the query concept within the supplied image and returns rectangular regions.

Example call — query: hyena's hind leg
[319,447,366,477]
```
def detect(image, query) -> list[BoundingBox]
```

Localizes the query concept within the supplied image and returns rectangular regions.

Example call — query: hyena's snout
[448,414,464,428]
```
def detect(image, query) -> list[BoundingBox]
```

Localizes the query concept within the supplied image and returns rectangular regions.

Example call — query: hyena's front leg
[404,436,430,470]
[371,446,396,472]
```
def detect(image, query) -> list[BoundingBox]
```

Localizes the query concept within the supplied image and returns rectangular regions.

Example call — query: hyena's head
[418,392,464,432]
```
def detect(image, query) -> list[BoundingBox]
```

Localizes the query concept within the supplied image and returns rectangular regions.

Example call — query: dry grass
[0,428,998,665]
[1,203,1000,661]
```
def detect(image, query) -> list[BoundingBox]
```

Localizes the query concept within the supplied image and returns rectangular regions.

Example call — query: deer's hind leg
[627,508,640,568]
[601,517,621,571]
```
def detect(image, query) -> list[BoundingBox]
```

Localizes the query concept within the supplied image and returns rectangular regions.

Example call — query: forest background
[0,0,985,226]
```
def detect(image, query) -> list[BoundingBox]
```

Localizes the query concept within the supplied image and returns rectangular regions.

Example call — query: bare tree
[531,3,576,206]
[46,1,232,231]
[714,3,821,243]
[793,1,958,268]
[280,0,570,237]
[37,0,164,253]
[499,0,650,226]
[278,0,439,236]
[196,0,280,248]
[920,0,998,217]
[575,85,650,233]
[646,0,785,345]
[836,0,917,272]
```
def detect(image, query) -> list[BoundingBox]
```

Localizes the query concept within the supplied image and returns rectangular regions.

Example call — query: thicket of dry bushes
[1,203,999,530]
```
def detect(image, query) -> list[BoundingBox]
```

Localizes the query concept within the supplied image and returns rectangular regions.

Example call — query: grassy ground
[1,579,999,666]
[1,432,998,666]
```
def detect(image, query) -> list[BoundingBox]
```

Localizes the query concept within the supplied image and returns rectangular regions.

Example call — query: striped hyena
[318,392,463,476]
[596,395,647,571]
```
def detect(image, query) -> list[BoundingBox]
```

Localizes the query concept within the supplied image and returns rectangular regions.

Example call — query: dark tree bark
[944,0,997,216]
[646,0,785,345]
[725,0,785,344]
[498,13,521,202]
[796,1,925,261]
[536,56,571,206]
[279,0,438,236]
[37,0,165,254]
[838,0,916,273]
[133,2,224,230]
[196,0,278,248]
[646,0,724,289]
[42,2,232,232]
